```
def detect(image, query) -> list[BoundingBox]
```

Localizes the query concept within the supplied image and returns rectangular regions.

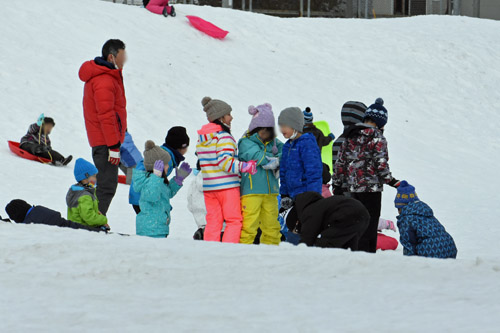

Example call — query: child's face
[221,113,233,127]
[178,147,188,156]
[280,125,294,139]
[258,128,272,142]
[82,175,97,186]
[43,124,54,135]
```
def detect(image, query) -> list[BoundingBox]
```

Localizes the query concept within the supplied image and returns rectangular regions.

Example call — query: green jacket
[238,133,283,196]
[66,184,108,227]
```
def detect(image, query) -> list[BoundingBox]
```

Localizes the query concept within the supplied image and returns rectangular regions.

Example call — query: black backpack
[143,0,150,6]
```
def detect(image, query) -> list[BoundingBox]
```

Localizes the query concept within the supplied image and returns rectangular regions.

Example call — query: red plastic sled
[8,141,52,164]
[118,175,127,185]
[186,15,229,39]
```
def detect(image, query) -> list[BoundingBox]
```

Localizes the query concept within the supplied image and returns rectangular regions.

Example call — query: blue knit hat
[365,98,388,129]
[303,107,313,124]
[74,158,98,182]
[395,181,419,208]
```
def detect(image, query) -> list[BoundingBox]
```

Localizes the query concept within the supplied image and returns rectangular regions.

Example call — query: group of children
[3,97,458,259]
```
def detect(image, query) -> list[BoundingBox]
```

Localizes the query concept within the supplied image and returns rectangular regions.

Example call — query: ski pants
[240,194,281,245]
[20,142,65,163]
[203,187,242,243]
[92,146,118,216]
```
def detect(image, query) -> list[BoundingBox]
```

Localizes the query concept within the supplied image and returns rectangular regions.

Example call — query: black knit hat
[5,199,32,223]
[165,126,190,150]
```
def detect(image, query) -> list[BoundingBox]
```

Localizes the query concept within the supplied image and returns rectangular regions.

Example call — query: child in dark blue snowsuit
[395,181,457,259]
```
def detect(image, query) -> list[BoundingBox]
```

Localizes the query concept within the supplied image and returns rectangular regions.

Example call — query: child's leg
[48,149,65,163]
[240,195,264,244]
[219,188,243,243]
[203,192,224,242]
[259,195,281,245]
[352,192,381,253]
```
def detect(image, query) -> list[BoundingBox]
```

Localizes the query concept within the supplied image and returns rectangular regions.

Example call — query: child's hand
[262,157,279,170]
[174,162,193,185]
[153,160,165,177]
[240,160,257,175]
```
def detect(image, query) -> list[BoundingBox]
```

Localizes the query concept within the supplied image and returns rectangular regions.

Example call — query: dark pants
[132,205,141,215]
[352,192,382,253]
[20,142,64,162]
[92,146,118,215]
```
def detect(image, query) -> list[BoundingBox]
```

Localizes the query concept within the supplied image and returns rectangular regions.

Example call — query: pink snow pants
[146,0,171,15]
[203,187,242,243]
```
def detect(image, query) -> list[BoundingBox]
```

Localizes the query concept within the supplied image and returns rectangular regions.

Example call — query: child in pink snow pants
[196,97,257,243]
[145,0,175,17]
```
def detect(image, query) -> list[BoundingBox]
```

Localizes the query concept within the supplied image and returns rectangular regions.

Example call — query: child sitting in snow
[144,0,176,17]
[4,199,102,232]
[20,114,72,166]
[66,158,109,229]
[196,97,257,243]
[133,140,192,238]
[395,181,457,259]
[283,191,370,250]
[278,107,323,211]
[238,103,283,245]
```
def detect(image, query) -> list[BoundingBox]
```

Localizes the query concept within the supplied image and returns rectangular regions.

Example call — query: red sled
[8,141,52,164]
[186,15,229,39]
[118,175,128,185]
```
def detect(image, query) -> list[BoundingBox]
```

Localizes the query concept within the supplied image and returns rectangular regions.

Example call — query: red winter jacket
[79,58,127,148]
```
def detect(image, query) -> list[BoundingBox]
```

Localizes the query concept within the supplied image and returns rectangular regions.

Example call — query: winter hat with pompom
[278,107,305,133]
[5,199,32,223]
[143,140,171,172]
[303,107,313,124]
[395,181,419,208]
[247,103,275,132]
[364,98,388,129]
[201,96,232,122]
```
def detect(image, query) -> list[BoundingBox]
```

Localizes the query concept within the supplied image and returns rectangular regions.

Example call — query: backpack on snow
[143,0,150,7]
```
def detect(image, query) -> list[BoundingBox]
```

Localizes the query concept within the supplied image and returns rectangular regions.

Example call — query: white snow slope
[1,0,500,331]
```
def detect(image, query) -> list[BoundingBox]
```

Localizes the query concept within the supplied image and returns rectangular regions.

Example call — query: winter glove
[388,179,401,188]
[193,227,205,240]
[153,160,165,178]
[333,186,344,196]
[174,162,192,186]
[281,196,294,211]
[262,157,279,170]
[108,148,121,166]
[328,133,336,140]
[240,160,257,175]
[378,218,396,232]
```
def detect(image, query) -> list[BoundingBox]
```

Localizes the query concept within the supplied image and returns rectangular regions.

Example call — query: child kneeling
[133,140,191,238]
[395,181,457,259]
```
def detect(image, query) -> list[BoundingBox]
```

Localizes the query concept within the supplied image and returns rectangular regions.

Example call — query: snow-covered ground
[1,0,500,331]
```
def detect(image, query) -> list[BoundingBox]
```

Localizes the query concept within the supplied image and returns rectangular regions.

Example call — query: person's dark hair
[213,119,231,134]
[248,127,275,141]
[43,117,55,126]
[196,160,201,171]
[102,39,126,59]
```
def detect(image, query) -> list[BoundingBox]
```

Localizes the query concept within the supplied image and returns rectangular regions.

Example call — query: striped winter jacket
[196,123,241,192]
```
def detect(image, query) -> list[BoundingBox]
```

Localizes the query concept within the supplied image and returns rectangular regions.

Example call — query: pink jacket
[146,0,170,15]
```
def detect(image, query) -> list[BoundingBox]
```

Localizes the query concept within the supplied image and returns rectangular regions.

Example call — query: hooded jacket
[20,123,51,148]
[280,133,322,199]
[196,123,241,192]
[333,123,396,193]
[292,192,370,248]
[79,57,127,148]
[66,184,108,227]
[238,133,283,196]
[132,169,181,237]
[397,201,457,259]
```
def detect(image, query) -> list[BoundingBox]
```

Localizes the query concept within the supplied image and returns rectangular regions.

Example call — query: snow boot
[62,155,73,166]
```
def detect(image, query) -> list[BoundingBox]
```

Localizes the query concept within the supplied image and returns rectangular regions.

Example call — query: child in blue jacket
[120,131,143,185]
[132,140,192,238]
[395,181,457,259]
[278,107,322,210]
[238,103,284,245]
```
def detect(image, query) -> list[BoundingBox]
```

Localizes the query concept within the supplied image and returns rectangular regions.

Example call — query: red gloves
[108,148,121,166]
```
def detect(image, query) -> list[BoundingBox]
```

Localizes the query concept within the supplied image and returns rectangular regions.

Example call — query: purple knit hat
[247,103,275,132]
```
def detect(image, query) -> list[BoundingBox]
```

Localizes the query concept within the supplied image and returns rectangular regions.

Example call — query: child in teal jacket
[133,140,192,238]
[238,103,284,245]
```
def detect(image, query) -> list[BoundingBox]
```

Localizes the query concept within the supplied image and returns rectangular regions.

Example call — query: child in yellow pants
[238,103,284,245]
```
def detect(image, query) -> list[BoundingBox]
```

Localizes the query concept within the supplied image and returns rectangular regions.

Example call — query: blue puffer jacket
[280,133,322,199]
[132,169,182,237]
[120,132,142,168]
[397,201,457,259]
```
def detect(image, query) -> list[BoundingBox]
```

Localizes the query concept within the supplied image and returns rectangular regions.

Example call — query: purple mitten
[174,162,192,185]
[153,160,164,178]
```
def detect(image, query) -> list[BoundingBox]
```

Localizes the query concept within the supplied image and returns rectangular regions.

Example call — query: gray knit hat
[278,107,304,132]
[202,96,232,122]
[143,140,171,172]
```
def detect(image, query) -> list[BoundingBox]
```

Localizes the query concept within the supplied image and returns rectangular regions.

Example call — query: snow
[1,0,500,331]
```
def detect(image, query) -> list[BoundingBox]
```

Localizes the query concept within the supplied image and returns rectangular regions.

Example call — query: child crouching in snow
[133,140,192,238]
[144,0,176,17]
[238,103,283,245]
[20,114,72,166]
[66,158,109,230]
[395,181,457,259]
[196,97,257,243]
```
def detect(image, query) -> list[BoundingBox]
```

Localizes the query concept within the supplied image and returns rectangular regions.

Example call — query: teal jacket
[238,133,283,196]
[132,169,182,237]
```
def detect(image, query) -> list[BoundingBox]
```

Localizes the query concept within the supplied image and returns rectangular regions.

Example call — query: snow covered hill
[1,0,500,331]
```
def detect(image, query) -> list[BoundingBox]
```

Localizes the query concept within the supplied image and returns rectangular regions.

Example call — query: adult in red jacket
[78,39,127,215]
